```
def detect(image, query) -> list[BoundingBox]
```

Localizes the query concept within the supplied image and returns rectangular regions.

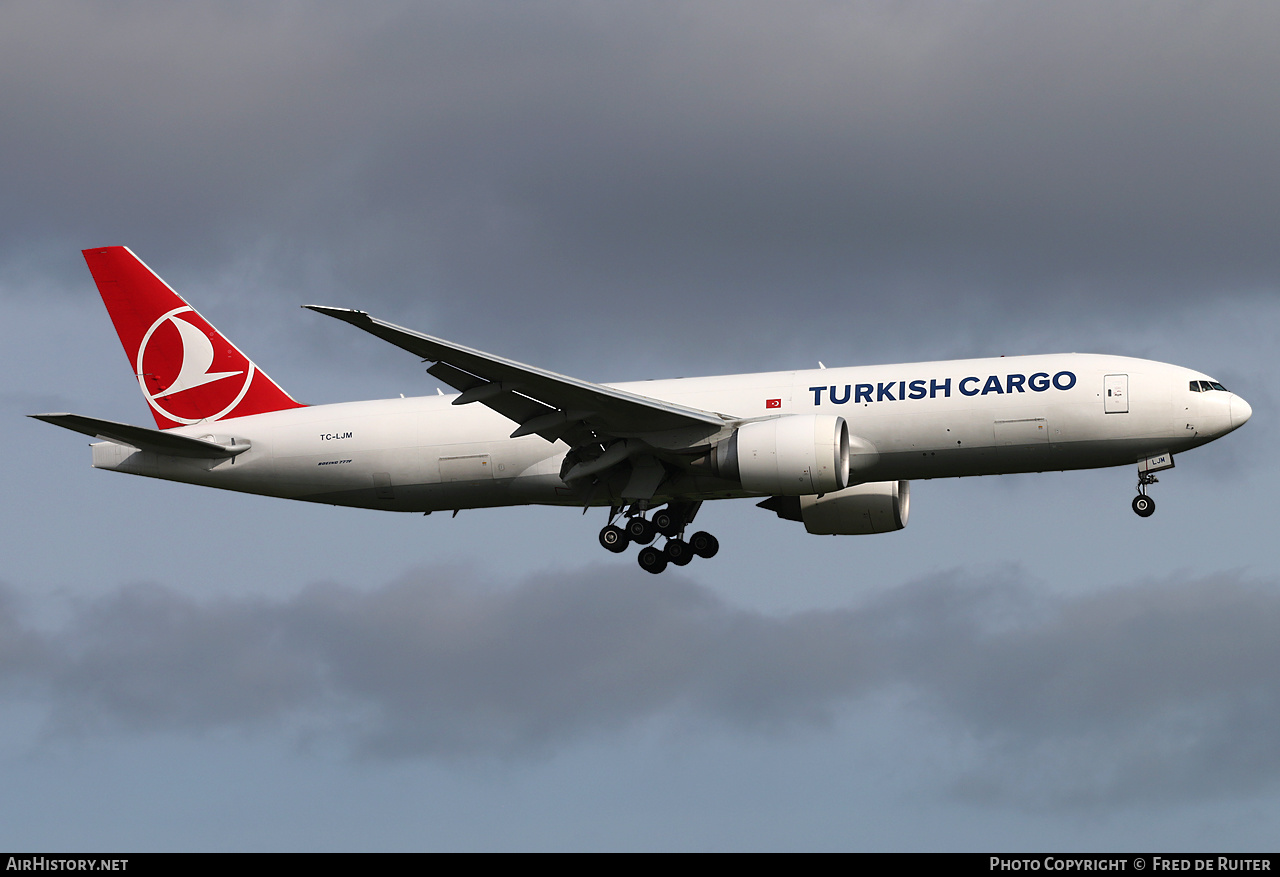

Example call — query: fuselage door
[1104,374,1129,414]
[439,453,494,482]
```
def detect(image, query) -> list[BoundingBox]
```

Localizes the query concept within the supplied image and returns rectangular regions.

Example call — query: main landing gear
[598,502,719,574]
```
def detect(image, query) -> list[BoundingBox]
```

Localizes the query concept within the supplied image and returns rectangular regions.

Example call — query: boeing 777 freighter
[33,247,1252,573]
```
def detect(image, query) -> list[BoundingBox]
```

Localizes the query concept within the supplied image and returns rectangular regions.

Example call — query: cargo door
[439,454,494,482]
[993,417,1050,470]
[993,417,1049,445]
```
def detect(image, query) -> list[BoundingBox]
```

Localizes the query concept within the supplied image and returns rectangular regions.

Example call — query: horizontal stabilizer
[29,413,250,458]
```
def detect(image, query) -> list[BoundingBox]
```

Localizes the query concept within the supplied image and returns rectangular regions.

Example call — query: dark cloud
[5,565,1279,808]
[4,3,1279,370]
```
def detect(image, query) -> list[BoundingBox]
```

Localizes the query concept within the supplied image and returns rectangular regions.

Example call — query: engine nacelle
[715,414,851,495]
[801,480,909,534]
[758,481,910,534]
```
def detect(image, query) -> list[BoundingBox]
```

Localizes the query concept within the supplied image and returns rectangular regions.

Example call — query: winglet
[304,305,370,323]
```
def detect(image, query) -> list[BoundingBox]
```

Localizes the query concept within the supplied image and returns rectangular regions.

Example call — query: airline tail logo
[83,246,306,429]
[137,306,255,424]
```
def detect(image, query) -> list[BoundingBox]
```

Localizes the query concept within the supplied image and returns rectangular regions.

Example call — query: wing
[305,307,728,448]
[306,307,736,503]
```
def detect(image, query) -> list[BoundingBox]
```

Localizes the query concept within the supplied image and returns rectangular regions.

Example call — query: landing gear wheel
[689,531,719,559]
[652,509,680,537]
[1132,495,1156,517]
[599,524,630,553]
[638,546,668,574]
[664,539,693,566]
[626,517,657,545]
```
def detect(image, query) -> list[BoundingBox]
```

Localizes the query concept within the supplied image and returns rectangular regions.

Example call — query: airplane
[33,247,1253,574]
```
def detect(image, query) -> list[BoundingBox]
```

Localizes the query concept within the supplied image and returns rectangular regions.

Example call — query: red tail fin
[82,247,306,429]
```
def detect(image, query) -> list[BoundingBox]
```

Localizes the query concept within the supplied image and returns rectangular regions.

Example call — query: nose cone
[1231,394,1253,429]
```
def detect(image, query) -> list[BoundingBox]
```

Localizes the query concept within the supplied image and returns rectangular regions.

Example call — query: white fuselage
[90,353,1250,512]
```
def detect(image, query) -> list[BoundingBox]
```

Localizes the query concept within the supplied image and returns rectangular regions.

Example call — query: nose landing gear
[1131,452,1174,518]
[1132,472,1158,518]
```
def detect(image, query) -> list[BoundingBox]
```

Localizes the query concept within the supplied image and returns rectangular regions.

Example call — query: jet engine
[758,480,910,535]
[709,414,851,495]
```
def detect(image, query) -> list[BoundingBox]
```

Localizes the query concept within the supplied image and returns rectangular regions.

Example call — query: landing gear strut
[596,502,718,573]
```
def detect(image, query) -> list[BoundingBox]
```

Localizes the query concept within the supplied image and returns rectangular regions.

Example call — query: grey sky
[7,565,1280,813]
[6,3,1280,360]
[2,1,1277,851]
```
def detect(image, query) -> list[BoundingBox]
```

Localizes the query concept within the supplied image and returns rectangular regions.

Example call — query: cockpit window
[1190,381,1203,392]
[1191,380,1229,393]
[1209,381,1228,392]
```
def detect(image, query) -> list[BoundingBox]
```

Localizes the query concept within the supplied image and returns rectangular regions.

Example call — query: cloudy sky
[2,1,1278,851]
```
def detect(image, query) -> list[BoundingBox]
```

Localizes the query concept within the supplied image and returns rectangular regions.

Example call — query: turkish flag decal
[765,398,782,409]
